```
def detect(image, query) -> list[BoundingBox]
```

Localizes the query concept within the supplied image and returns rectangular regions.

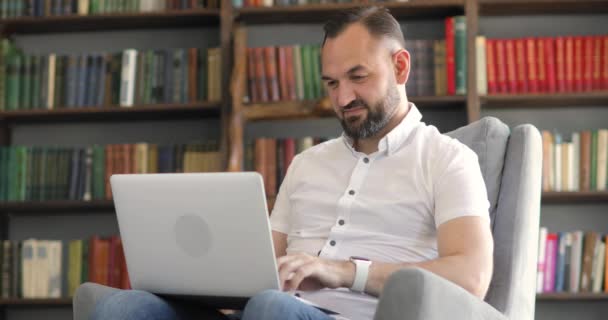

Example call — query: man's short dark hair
[322,6,405,49]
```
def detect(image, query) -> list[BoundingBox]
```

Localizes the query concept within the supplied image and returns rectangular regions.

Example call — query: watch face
[349,256,370,261]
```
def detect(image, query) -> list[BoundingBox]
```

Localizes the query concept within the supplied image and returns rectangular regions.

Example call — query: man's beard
[340,85,400,140]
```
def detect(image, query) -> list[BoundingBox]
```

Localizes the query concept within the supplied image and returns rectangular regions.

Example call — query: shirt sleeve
[433,142,490,228]
[269,155,300,234]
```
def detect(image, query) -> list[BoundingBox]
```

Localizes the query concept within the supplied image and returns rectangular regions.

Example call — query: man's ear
[393,49,410,85]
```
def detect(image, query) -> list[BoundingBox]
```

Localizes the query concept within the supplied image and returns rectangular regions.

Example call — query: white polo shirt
[270,103,490,320]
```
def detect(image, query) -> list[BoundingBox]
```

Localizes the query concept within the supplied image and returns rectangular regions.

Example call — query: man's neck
[354,102,410,155]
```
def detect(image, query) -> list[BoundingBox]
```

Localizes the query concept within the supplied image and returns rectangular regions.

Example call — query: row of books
[232,0,407,8]
[0,41,222,111]
[0,142,222,202]
[476,35,608,95]
[541,130,608,192]
[0,236,129,299]
[537,228,607,294]
[0,0,220,19]
[245,137,328,197]
[244,16,466,104]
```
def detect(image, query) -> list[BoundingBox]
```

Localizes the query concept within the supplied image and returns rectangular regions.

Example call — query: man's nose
[336,83,356,109]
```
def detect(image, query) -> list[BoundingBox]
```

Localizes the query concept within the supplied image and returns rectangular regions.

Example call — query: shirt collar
[342,102,423,156]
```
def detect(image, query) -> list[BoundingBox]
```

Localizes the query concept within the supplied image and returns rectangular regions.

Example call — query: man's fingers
[285,262,316,291]
[278,256,311,289]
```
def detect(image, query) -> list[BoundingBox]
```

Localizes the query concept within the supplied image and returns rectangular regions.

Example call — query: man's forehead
[321,24,384,75]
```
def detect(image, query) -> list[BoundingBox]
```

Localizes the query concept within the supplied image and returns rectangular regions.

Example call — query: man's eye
[351,75,366,81]
[327,81,338,88]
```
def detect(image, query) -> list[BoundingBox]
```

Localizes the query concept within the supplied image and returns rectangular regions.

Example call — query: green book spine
[81,240,89,284]
[90,0,99,14]
[92,146,105,200]
[39,148,47,202]
[590,130,598,190]
[454,15,467,95]
[21,55,31,110]
[301,45,312,100]
[311,46,322,99]
[6,48,19,111]
[24,147,33,201]
[17,146,27,201]
[31,56,42,110]
[47,148,55,200]
[0,40,10,111]
[53,56,64,109]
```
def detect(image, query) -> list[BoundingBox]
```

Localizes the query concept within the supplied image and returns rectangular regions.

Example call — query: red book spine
[277,47,289,101]
[544,38,557,93]
[603,36,608,90]
[574,36,584,92]
[526,38,538,93]
[556,37,567,92]
[505,39,518,93]
[264,47,280,102]
[247,48,259,103]
[486,39,497,94]
[283,138,296,177]
[593,36,602,90]
[543,233,558,292]
[495,39,508,93]
[583,36,594,92]
[254,48,269,102]
[565,37,575,92]
[284,46,297,101]
[536,38,547,92]
[445,17,456,95]
[515,39,528,93]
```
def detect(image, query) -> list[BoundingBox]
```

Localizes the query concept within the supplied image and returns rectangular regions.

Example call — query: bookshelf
[227,2,608,319]
[0,10,221,35]
[0,0,604,319]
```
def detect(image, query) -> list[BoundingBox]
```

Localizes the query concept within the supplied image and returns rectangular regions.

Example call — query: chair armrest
[73,282,122,320]
[374,268,507,320]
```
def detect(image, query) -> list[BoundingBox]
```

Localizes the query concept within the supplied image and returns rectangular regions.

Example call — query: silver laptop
[110,172,281,308]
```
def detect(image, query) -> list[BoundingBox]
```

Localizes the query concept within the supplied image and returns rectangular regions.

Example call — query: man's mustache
[342,100,368,111]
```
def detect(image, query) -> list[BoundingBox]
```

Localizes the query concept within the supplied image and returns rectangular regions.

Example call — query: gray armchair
[74,117,542,320]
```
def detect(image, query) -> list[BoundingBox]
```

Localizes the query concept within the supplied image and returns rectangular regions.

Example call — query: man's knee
[242,289,294,320]
[92,289,180,320]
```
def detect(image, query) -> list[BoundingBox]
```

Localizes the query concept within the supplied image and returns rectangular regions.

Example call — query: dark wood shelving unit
[0,200,114,214]
[0,102,221,123]
[243,96,465,121]
[479,0,608,16]
[480,92,608,109]
[542,191,608,204]
[537,293,608,301]
[236,0,465,24]
[0,298,72,307]
[0,9,220,35]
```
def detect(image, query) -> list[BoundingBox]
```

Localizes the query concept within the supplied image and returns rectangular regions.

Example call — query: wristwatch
[349,256,372,293]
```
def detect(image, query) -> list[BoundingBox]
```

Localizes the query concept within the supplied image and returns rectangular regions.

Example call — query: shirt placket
[319,155,374,258]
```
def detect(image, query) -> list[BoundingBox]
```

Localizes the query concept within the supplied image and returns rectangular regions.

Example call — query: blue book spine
[554,232,567,292]
[85,55,96,107]
[66,56,77,108]
[232,0,243,8]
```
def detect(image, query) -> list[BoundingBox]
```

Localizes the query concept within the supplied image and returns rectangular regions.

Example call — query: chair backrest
[445,117,542,320]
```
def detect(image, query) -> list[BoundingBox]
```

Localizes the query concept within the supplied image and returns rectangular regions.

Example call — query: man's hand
[277,252,355,292]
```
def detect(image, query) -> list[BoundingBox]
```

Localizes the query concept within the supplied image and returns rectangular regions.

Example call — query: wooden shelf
[0,298,72,306]
[0,10,220,35]
[243,96,465,121]
[537,293,608,301]
[0,102,221,123]
[542,192,608,204]
[0,200,114,214]
[479,0,608,16]
[480,92,608,109]
[235,0,465,24]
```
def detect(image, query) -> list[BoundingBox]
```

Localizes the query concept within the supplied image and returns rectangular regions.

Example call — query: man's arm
[277,215,493,299]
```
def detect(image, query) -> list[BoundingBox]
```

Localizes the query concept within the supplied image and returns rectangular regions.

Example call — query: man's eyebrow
[321,65,367,81]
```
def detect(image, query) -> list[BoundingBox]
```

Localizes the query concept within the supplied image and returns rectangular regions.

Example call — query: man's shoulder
[295,137,344,159]
[414,123,478,164]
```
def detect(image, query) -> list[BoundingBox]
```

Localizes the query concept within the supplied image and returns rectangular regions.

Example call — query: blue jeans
[91,289,335,320]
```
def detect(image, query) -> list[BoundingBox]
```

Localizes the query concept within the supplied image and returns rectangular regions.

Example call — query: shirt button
[338,219,345,226]
[330,240,336,246]
[317,250,321,256]
[363,157,369,163]
[348,190,355,195]
[295,293,301,297]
